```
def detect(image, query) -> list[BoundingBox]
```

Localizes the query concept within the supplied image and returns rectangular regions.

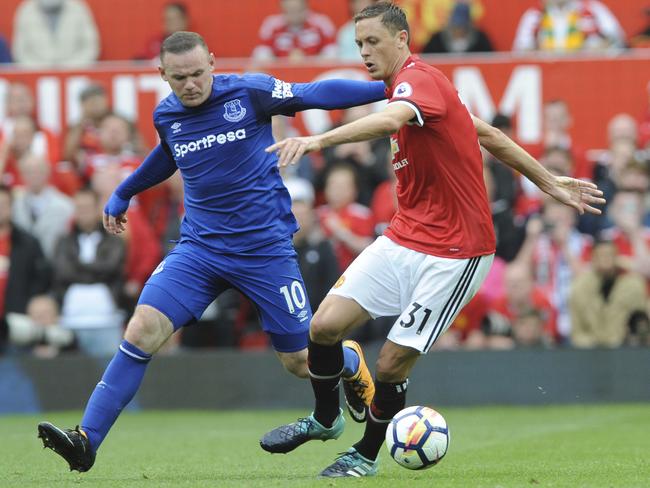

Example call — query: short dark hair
[354,2,410,43]
[80,83,107,102]
[160,31,208,59]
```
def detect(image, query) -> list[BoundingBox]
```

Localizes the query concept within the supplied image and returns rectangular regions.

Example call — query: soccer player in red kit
[260,2,605,477]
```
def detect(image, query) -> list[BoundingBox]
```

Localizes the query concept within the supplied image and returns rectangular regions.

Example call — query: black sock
[354,379,408,461]
[308,339,343,427]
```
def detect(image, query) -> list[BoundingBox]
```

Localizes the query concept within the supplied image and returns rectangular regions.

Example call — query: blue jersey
[155,74,316,253]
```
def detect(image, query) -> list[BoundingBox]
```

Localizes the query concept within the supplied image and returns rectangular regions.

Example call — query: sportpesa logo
[173,129,247,158]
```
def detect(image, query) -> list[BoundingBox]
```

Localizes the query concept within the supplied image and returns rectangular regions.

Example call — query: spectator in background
[487,262,557,345]
[63,83,110,171]
[0,83,76,194]
[0,185,51,320]
[285,177,340,309]
[370,150,397,237]
[570,239,647,348]
[515,197,592,343]
[6,294,75,357]
[513,0,625,52]
[421,2,493,54]
[318,163,374,271]
[601,190,650,280]
[0,34,12,63]
[85,113,141,181]
[517,146,575,218]
[337,0,375,60]
[91,165,161,314]
[0,115,53,188]
[535,100,590,179]
[590,114,640,217]
[321,105,390,206]
[482,113,524,262]
[52,188,126,357]
[252,0,337,62]
[135,2,189,61]
[629,6,650,48]
[400,0,484,52]
[11,153,74,259]
[12,0,99,67]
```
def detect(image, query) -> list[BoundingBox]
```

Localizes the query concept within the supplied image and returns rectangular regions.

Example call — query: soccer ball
[385,405,449,470]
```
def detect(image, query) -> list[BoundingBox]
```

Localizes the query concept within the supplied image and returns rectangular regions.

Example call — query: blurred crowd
[0,0,649,66]
[0,0,649,357]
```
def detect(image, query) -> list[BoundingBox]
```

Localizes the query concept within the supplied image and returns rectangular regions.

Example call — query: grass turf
[2,404,648,487]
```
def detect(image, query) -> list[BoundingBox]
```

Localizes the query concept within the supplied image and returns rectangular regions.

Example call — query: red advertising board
[0,52,648,151]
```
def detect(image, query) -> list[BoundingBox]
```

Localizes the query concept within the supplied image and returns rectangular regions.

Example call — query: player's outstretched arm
[103,144,177,234]
[266,103,413,167]
[471,115,606,216]
[297,79,386,110]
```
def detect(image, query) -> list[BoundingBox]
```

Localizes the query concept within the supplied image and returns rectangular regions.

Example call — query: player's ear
[158,65,168,81]
[208,52,215,71]
[397,29,409,48]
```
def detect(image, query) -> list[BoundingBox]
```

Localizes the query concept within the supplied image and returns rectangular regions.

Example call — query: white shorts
[329,236,494,353]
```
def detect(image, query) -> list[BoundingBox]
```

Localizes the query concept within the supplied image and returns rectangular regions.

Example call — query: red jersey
[255,11,337,58]
[384,56,495,258]
[318,203,375,270]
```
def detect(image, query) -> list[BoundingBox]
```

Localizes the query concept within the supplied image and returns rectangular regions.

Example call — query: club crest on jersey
[390,137,400,157]
[223,99,247,122]
[394,82,413,98]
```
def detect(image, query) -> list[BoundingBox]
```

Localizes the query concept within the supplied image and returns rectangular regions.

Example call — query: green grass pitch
[2,404,648,487]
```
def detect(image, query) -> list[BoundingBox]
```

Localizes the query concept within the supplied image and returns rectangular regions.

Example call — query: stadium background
[0,0,649,415]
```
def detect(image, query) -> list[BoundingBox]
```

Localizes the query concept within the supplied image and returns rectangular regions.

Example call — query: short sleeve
[388,68,446,126]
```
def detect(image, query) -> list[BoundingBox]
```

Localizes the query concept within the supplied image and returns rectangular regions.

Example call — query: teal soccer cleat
[260,409,345,454]
[319,447,378,477]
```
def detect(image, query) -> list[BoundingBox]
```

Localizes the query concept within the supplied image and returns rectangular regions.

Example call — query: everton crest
[223,99,247,122]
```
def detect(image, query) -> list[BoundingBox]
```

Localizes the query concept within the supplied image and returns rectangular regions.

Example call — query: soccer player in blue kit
[37,31,382,472]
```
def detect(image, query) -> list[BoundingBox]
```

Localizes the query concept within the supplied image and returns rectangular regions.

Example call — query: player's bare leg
[276,349,309,378]
[260,295,372,454]
[38,306,173,472]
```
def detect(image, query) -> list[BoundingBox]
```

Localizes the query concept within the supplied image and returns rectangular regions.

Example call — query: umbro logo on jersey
[173,129,247,158]
[171,122,182,134]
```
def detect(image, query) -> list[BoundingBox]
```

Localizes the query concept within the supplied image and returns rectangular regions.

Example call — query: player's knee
[124,306,173,354]
[309,311,343,345]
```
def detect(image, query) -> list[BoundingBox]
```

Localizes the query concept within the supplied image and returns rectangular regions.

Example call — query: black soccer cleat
[38,422,95,472]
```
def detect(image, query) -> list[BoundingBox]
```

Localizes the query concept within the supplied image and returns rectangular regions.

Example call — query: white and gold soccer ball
[385,405,450,470]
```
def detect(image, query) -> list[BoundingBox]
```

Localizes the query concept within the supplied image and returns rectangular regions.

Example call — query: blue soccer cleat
[260,409,345,454]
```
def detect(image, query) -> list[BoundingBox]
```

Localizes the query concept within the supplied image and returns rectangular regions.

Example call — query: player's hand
[545,176,606,215]
[103,192,131,234]
[266,136,322,167]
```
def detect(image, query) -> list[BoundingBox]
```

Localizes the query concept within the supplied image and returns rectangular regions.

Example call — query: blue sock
[342,345,360,378]
[80,340,151,453]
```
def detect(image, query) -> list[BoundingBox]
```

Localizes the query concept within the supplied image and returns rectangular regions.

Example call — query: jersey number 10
[280,281,307,313]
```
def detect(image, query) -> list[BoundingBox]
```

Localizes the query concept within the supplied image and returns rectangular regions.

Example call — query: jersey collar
[386,55,419,97]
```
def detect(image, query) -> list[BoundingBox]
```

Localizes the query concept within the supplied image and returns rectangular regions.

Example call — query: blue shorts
[138,239,311,352]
